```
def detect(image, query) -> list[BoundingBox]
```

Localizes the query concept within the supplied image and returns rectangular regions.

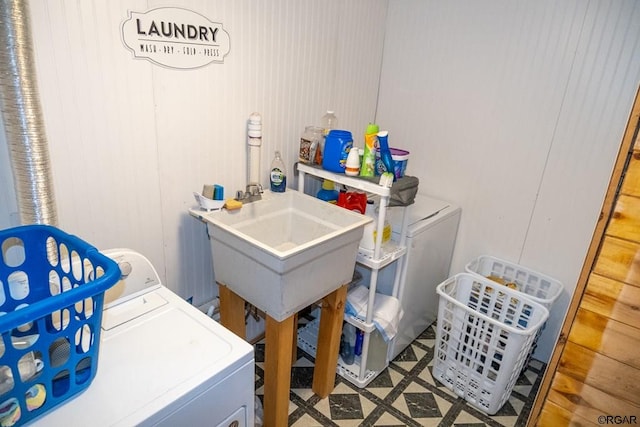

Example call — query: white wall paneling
[378,0,640,361]
[26,0,164,280]
[3,1,639,363]
[14,0,388,306]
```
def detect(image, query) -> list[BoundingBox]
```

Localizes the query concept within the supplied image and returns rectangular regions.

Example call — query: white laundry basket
[433,273,549,415]
[465,255,563,370]
[464,255,563,308]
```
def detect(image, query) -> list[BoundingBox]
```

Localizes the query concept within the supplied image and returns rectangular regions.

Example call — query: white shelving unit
[297,163,413,388]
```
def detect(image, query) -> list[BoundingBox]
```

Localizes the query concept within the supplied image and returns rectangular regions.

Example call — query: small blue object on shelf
[0,225,120,425]
[213,184,224,201]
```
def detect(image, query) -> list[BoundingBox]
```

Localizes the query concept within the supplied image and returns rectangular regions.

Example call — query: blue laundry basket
[0,225,120,426]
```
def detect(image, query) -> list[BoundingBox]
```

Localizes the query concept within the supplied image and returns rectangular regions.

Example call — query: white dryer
[32,249,254,427]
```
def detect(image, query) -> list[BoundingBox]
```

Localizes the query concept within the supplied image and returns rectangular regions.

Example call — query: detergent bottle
[322,130,353,173]
[360,123,379,177]
[377,131,395,180]
[269,151,287,192]
[316,179,339,203]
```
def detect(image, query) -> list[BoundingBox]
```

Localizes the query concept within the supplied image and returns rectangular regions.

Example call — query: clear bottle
[321,110,338,136]
[270,151,287,192]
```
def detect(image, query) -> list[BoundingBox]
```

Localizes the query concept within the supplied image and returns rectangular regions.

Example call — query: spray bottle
[377,131,395,181]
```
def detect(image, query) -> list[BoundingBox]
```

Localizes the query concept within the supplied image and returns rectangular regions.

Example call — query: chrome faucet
[236,183,263,203]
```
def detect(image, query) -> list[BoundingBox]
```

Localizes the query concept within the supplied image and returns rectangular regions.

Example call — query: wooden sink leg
[292,312,298,366]
[312,284,347,398]
[218,283,246,339]
[264,314,295,427]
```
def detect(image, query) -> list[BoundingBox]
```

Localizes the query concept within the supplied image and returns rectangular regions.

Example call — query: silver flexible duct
[0,0,57,226]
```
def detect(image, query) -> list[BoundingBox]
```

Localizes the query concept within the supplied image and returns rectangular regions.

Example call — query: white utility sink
[190,190,372,321]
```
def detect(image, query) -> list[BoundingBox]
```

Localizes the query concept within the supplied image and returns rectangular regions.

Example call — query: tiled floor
[254,316,545,426]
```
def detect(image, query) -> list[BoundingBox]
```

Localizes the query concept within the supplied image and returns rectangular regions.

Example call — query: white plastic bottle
[345,147,360,176]
[270,151,286,192]
[321,110,338,136]
[359,198,391,255]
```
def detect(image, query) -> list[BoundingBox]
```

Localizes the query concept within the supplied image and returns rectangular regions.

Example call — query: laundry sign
[121,7,230,69]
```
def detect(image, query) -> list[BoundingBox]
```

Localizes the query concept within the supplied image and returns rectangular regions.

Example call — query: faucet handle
[246,183,263,196]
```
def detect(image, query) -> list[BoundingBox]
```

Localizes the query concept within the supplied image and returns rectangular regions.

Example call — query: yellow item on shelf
[224,198,242,210]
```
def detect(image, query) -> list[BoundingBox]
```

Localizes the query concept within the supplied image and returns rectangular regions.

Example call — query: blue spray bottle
[377,131,396,181]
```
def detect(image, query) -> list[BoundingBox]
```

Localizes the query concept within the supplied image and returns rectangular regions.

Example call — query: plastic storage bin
[433,273,549,415]
[0,225,120,426]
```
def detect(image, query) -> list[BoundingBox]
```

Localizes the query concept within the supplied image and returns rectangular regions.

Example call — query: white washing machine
[32,249,254,427]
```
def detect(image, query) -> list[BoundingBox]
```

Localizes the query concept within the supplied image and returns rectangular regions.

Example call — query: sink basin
[190,190,371,321]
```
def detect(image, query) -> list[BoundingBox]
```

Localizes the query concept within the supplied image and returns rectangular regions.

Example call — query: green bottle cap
[366,123,379,134]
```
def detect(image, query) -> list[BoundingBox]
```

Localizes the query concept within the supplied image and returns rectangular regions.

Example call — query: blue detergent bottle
[322,130,353,173]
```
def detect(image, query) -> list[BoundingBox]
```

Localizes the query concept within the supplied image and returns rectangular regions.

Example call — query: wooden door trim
[528,86,640,425]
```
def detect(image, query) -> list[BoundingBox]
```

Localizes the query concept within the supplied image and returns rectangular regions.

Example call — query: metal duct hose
[0,0,57,226]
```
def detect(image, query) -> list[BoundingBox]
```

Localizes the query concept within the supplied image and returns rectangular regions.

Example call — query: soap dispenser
[270,151,287,192]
